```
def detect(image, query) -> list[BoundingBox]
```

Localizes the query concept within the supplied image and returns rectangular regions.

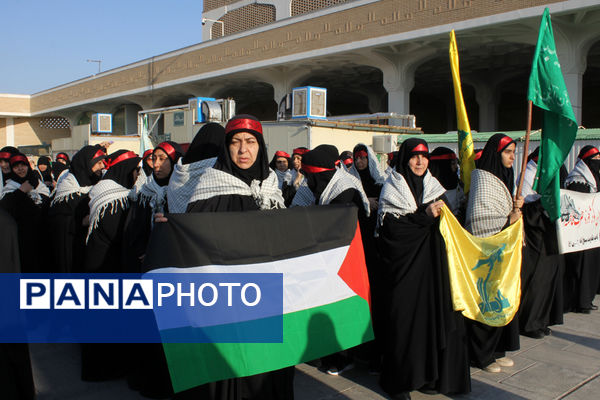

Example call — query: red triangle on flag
[337,222,371,307]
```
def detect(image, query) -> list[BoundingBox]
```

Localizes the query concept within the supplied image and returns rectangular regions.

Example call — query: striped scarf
[87,179,131,243]
[188,167,285,210]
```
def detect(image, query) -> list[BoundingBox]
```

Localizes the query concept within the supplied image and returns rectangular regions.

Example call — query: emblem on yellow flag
[439,205,522,326]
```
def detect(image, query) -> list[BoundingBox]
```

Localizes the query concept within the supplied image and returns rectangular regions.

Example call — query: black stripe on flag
[143,204,358,270]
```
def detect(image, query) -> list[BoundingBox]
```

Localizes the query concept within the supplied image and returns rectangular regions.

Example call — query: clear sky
[0,0,204,94]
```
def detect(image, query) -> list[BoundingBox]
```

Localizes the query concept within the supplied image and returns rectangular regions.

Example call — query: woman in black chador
[563,145,600,313]
[517,147,564,338]
[377,138,470,400]
[82,150,141,382]
[0,153,51,273]
[180,115,292,400]
[464,134,522,373]
[47,145,106,273]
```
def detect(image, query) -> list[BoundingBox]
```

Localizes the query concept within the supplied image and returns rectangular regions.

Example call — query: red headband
[497,136,514,152]
[412,143,428,153]
[335,159,341,166]
[343,158,353,166]
[430,153,457,161]
[387,152,395,160]
[474,150,483,160]
[106,151,138,169]
[57,153,68,161]
[302,164,335,174]
[91,149,106,162]
[0,151,12,160]
[354,150,368,158]
[293,148,309,156]
[143,149,153,159]
[226,118,263,135]
[10,155,29,166]
[580,147,599,160]
[157,142,176,161]
[275,151,290,158]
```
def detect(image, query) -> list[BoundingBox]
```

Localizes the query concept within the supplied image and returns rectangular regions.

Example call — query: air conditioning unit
[91,113,112,134]
[202,99,236,123]
[292,86,327,119]
[372,135,396,153]
[189,97,235,124]
[189,97,216,124]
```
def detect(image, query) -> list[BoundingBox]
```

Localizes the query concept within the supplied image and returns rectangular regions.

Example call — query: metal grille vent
[39,117,70,129]
[291,0,351,16]
[211,4,276,38]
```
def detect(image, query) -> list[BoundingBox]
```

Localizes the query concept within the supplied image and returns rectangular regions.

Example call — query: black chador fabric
[181,115,294,400]
[0,208,35,400]
[85,150,140,273]
[377,139,469,396]
[37,156,53,183]
[124,142,183,273]
[378,212,470,395]
[47,145,105,273]
[466,134,520,368]
[429,147,459,190]
[82,150,140,383]
[519,200,563,333]
[183,123,225,165]
[0,157,50,273]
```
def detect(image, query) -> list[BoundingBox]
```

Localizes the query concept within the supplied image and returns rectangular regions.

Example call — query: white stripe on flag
[148,245,355,315]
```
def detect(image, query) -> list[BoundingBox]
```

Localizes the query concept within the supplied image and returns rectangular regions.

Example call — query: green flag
[528,8,578,221]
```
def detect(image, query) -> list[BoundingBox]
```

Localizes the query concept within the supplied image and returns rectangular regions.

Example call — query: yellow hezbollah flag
[449,30,476,193]
[439,205,522,327]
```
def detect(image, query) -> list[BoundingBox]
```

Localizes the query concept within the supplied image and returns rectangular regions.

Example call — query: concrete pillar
[383,66,414,125]
[553,25,589,126]
[5,117,15,146]
[563,68,584,125]
[473,83,496,132]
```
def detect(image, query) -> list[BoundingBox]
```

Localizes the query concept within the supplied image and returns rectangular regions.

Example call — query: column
[5,117,15,146]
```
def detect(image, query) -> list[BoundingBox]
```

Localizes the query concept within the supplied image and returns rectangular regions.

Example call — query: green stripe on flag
[163,295,373,393]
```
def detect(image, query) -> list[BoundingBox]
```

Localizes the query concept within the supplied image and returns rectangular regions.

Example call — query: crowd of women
[1,114,599,400]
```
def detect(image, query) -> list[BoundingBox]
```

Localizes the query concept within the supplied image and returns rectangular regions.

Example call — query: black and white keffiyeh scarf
[138,175,168,213]
[377,169,445,231]
[188,167,285,210]
[129,167,149,202]
[319,168,371,216]
[87,179,131,243]
[383,166,394,180]
[274,169,292,189]
[349,143,385,185]
[290,180,316,207]
[2,178,50,205]
[167,157,217,213]
[465,169,513,238]
[565,159,597,192]
[51,172,93,206]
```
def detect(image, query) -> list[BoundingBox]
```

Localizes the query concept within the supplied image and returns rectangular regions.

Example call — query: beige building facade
[1,0,599,150]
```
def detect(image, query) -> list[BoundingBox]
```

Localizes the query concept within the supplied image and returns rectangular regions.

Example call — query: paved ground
[32,295,600,400]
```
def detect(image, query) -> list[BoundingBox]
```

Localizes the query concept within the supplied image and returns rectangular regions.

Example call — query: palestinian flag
[143,204,373,393]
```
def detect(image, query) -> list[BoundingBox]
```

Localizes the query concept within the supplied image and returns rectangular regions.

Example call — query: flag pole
[516,100,533,203]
